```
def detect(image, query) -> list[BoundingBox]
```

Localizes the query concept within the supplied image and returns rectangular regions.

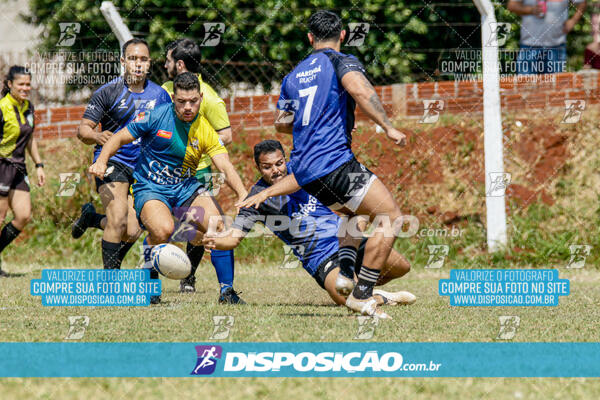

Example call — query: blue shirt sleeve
[276,75,291,110]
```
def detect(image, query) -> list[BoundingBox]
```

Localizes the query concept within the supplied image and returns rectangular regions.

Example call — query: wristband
[35,163,44,168]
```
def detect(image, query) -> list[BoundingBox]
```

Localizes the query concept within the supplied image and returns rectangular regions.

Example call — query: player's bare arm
[274,109,294,134]
[210,152,248,200]
[88,128,135,178]
[341,71,406,146]
[77,118,113,145]
[236,173,300,209]
[216,127,233,145]
[203,227,245,251]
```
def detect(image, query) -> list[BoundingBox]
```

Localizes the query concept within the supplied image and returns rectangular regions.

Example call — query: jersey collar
[5,92,28,110]
[123,76,149,92]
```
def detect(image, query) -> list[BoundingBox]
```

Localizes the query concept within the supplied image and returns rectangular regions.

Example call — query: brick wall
[33,71,598,140]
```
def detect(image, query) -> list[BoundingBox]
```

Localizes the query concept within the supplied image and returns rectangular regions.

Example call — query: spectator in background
[584,1,600,68]
[508,0,586,74]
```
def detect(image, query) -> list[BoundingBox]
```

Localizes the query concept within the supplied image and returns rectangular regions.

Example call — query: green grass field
[1,264,600,398]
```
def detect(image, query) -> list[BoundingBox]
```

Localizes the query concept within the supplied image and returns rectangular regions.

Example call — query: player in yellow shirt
[162,38,243,302]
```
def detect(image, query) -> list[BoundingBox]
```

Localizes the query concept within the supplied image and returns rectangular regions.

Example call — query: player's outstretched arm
[203,227,245,251]
[235,173,300,209]
[216,127,233,146]
[210,152,248,200]
[88,128,135,178]
[77,118,112,146]
[341,71,406,146]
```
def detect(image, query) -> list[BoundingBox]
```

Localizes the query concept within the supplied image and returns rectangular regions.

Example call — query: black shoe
[218,287,246,305]
[0,269,7,277]
[180,275,196,293]
[150,295,161,304]
[71,203,96,239]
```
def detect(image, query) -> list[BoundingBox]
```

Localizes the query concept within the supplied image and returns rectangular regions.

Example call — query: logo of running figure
[497,315,520,340]
[561,100,586,124]
[57,22,81,47]
[345,172,371,198]
[346,23,370,47]
[191,345,223,375]
[281,244,304,269]
[209,316,235,340]
[57,173,81,197]
[420,100,444,124]
[201,173,226,197]
[200,23,225,46]
[354,316,379,340]
[425,245,449,269]
[171,206,205,242]
[486,172,511,197]
[567,244,592,269]
[64,315,89,340]
[486,22,511,47]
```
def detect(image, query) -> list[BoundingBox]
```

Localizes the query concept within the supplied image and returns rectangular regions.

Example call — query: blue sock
[210,249,234,292]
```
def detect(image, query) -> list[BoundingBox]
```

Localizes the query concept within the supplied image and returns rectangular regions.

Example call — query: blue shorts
[132,177,206,220]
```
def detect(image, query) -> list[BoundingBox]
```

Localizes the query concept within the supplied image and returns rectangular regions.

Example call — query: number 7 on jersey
[299,85,318,126]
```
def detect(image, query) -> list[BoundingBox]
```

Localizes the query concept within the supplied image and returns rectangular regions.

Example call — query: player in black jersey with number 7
[238,11,408,319]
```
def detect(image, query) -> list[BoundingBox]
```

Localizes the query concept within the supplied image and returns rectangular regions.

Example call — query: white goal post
[100,1,133,50]
[473,0,508,252]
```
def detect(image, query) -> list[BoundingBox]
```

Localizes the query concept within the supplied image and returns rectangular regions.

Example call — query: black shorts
[301,157,377,212]
[0,161,29,197]
[95,160,134,192]
[313,237,368,289]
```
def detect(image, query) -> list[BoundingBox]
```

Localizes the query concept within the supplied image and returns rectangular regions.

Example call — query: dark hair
[308,10,342,42]
[170,38,201,73]
[254,140,285,166]
[173,72,200,93]
[2,65,31,97]
[122,38,149,56]
[165,39,183,58]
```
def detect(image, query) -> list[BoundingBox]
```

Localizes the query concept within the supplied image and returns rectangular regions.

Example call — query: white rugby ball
[151,244,192,280]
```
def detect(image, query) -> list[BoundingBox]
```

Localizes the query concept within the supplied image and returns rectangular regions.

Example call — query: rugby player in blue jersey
[88,73,247,304]
[204,140,415,307]
[73,38,172,270]
[238,11,408,318]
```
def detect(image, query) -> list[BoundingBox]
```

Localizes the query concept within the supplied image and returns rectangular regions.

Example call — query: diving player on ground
[237,11,408,319]
[89,73,247,304]
[204,140,415,306]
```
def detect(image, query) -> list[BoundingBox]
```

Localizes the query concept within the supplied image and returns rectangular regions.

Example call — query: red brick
[437,81,457,97]
[50,108,69,123]
[500,76,516,91]
[546,91,567,107]
[240,114,261,128]
[456,81,477,97]
[501,94,526,109]
[34,110,47,126]
[445,97,481,113]
[67,106,85,120]
[406,100,422,117]
[258,111,275,125]
[252,95,271,112]
[573,74,585,89]
[405,83,418,99]
[417,82,436,98]
[229,114,243,128]
[382,86,393,102]
[223,97,232,113]
[38,125,58,140]
[374,86,384,100]
[566,90,587,100]
[520,95,546,109]
[232,97,252,113]
[588,89,600,104]
[555,73,575,89]
[59,123,79,138]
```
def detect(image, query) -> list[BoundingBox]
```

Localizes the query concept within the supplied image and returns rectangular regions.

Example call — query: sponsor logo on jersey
[157,129,172,139]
